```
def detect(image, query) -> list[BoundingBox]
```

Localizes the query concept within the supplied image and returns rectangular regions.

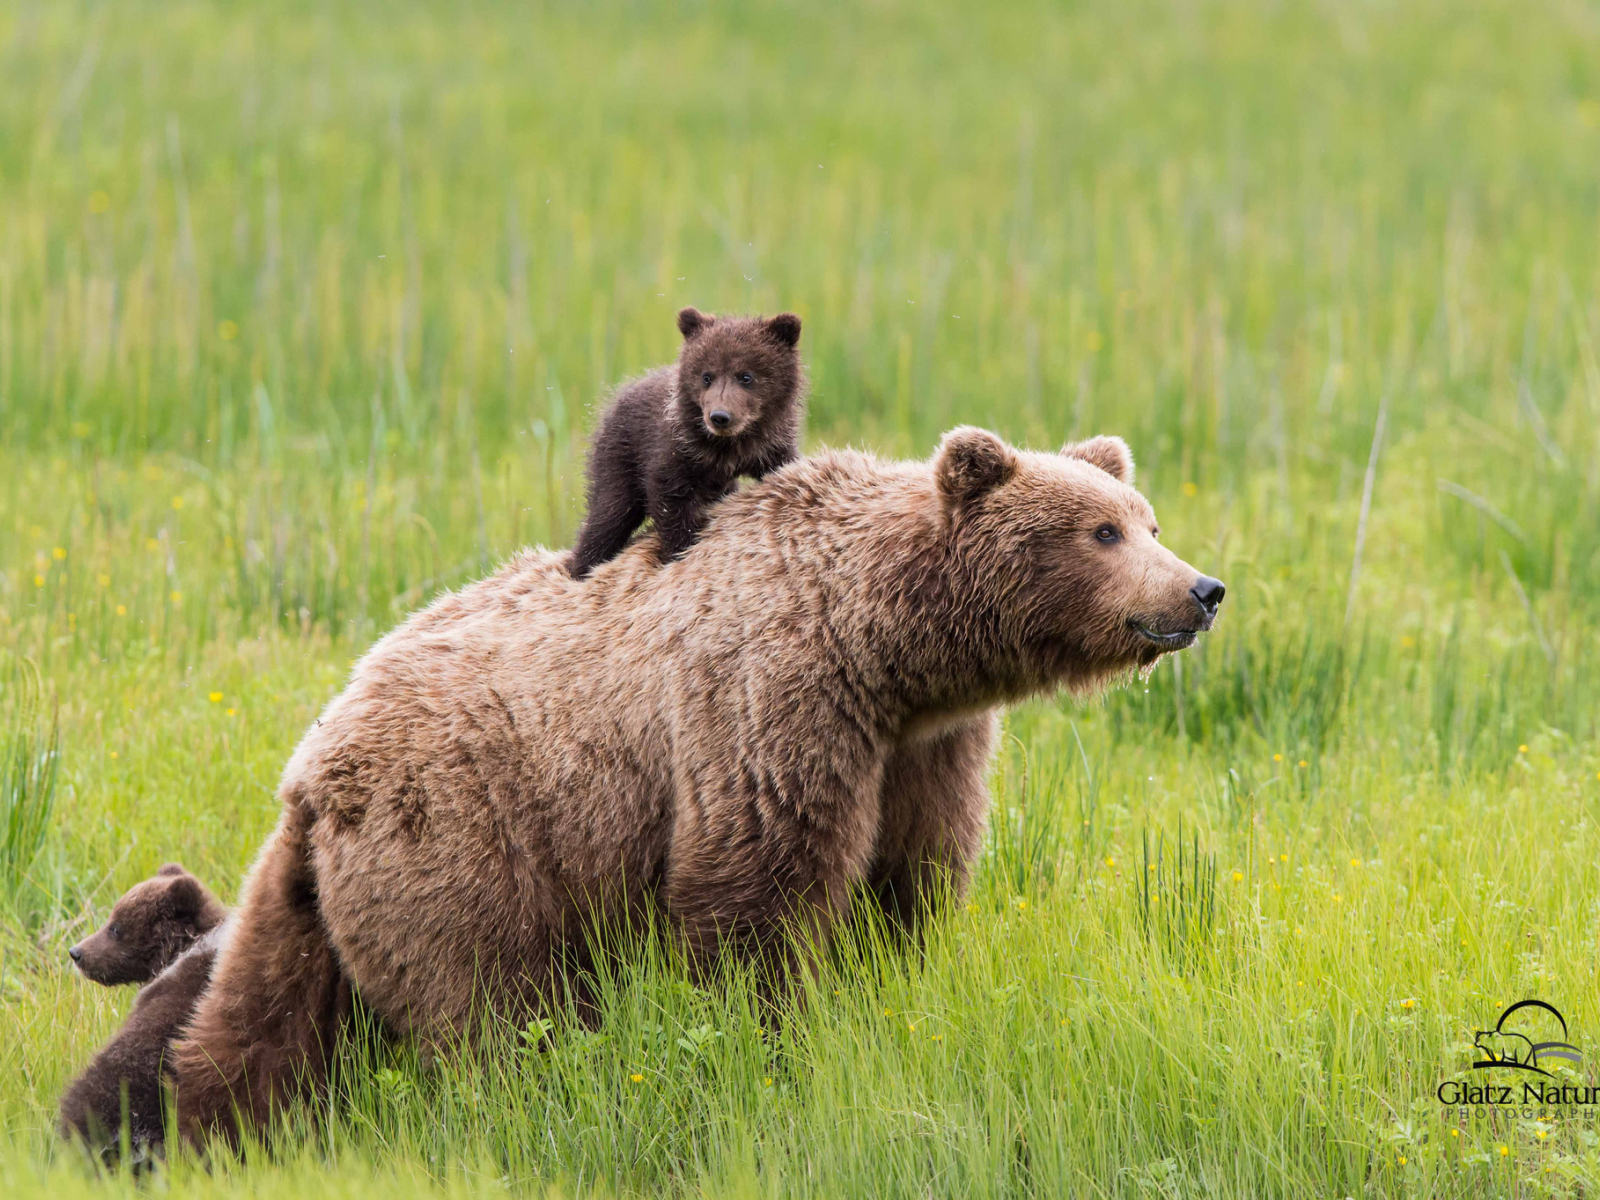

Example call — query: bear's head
[68,864,227,986]
[932,426,1224,694]
[674,307,804,445]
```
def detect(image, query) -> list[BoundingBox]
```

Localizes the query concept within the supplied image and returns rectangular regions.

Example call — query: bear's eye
[738,372,754,386]
[702,372,714,386]
[108,923,121,939]
[1095,524,1121,544]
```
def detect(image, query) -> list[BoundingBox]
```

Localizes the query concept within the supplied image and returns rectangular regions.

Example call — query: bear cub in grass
[59,864,228,1153]
[568,306,805,577]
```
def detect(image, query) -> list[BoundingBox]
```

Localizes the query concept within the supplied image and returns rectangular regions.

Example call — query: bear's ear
[162,873,204,917]
[156,862,187,878]
[765,312,802,347]
[1061,435,1134,485]
[935,426,1017,509]
[678,307,715,340]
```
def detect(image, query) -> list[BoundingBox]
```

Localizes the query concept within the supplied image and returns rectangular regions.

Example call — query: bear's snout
[1189,576,1226,619]
[708,409,733,431]
[68,944,83,963]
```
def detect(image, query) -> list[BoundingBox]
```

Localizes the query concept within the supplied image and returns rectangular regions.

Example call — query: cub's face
[68,865,216,985]
[935,428,1224,685]
[674,308,803,442]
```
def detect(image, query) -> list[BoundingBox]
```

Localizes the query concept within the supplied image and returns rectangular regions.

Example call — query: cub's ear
[935,426,1017,509]
[162,873,204,917]
[678,307,715,340]
[1061,435,1134,485]
[765,312,802,347]
[156,863,188,878]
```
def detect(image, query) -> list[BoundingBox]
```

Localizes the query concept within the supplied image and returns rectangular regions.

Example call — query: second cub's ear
[935,426,1017,509]
[161,873,204,917]
[1061,435,1134,485]
[156,862,188,878]
[678,307,714,340]
[765,312,802,347]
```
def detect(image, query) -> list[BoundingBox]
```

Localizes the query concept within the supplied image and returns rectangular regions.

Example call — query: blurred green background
[2,0,1599,1195]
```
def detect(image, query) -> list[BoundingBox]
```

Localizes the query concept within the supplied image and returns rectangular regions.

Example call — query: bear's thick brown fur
[170,427,1222,1146]
[59,865,228,1152]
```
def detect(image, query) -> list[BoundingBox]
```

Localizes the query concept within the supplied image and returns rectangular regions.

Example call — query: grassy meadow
[3,0,1600,1194]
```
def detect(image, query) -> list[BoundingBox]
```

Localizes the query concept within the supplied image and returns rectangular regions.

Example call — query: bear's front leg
[661,745,884,1005]
[866,714,998,939]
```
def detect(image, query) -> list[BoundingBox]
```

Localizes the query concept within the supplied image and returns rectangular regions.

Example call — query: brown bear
[568,307,805,578]
[170,427,1223,1146]
[59,865,228,1152]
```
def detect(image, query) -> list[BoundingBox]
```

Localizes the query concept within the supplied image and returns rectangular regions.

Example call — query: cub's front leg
[647,463,720,565]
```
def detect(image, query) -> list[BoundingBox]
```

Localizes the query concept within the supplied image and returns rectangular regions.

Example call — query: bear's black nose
[1190,576,1226,614]
[708,410,733,431]
[68,945,82,962]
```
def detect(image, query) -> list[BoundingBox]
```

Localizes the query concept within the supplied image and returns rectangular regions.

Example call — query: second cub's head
[933,427,1226,692]
[68,864,226,986]
[674,307,804,442]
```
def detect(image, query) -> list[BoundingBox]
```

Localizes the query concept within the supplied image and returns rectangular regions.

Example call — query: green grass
[3,0,1600,1194]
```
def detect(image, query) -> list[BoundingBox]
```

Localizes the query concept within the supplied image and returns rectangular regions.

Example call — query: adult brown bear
[170,427,1223,1144]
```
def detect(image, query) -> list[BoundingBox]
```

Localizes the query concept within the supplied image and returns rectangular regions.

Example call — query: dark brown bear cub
[569,306,804,577]
[59,864,228,1154]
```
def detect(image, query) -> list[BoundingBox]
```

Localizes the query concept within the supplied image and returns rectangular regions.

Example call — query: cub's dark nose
[68,945,82,962]
[1190,576,1226,615]
[708,410,733,431]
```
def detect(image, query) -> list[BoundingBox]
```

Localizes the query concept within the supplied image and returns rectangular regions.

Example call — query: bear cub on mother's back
[59,864,228,1154]
[569,307,804,577]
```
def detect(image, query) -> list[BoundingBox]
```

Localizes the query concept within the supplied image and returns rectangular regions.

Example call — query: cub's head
[933,426,1224,692]
[674,307,804,443]
[68,864,226,986]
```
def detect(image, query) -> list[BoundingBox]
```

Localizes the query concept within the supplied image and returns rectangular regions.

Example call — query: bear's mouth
[1128,620,1199,650]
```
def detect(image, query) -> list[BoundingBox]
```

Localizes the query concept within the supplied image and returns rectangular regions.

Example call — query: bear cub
[59,864,228,1153]
[569,306,805,577]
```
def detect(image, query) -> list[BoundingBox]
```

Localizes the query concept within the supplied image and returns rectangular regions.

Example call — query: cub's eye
[1095,525,1121,543]
[738,372,754,386]
[108,923,121,939]
[701,372,714,386]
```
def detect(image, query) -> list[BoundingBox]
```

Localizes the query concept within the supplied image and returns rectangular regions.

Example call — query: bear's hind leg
[169,805,351,1149]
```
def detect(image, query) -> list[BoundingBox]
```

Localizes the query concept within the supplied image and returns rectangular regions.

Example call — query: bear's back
[281,448,934,837]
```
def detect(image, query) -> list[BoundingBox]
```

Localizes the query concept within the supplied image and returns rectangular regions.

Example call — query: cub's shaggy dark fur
[59,865,228,1153]
[569,307,804,577]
